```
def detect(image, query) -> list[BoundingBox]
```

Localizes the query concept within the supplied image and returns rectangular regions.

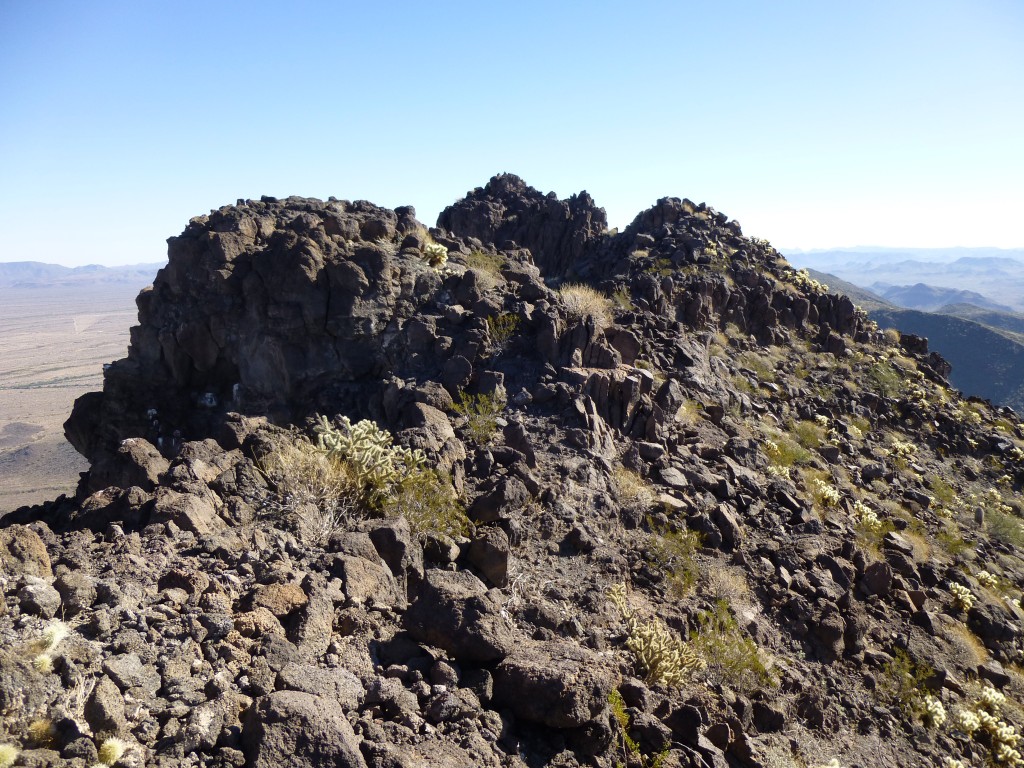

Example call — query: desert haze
[0,271,159,513]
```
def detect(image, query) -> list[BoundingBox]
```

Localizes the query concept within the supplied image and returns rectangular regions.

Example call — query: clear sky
[1,0,1022,266]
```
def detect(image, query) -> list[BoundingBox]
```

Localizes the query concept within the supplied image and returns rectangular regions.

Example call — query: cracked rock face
[5,174,1023,768]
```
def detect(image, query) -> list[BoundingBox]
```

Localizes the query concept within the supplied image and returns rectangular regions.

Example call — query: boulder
[493,640,617,729]
[404,569,515,663]
[241,691,367,768]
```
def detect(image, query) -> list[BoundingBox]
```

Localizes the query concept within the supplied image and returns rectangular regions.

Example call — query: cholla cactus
[421,242,448,268]
[96,737,128,766]
[609,583,703,686]
[889,439,916,459]
[811,478,841,508]
[314,414,426,490]
[814,415,830,428]
[981,684,1008,712]
[41,621,69,651]
[956,708,982,735]
[0,745,18,768]
[765,464,791,480]
[923,694,946,727]
[951,583,976,611]
[32,654,54,673]
[852,500,883,532]
[978,570,1000,589]
[944,759,966,768]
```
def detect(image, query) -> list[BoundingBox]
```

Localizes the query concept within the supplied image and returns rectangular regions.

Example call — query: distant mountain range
[787,247,1024,313]
[0,261,164,289]
[807,268,1024,411]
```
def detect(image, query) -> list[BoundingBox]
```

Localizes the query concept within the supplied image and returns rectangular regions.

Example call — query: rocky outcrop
[6,175,1015,768]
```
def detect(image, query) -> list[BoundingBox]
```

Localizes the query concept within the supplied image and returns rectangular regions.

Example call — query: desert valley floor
[0,284,141,512]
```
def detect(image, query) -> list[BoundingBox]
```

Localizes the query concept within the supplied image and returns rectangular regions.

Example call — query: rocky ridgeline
[2,174,1024,767]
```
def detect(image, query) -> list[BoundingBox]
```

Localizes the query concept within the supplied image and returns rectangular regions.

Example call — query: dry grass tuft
[257,438,360,544]
[559,283,614,330]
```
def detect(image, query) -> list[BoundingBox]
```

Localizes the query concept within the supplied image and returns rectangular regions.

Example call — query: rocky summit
[3,174,1024,768]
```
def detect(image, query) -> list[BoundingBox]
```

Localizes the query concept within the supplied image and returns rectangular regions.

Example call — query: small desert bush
[879,648,934,716]
[691,599,776,691]
[451,391,506,444]
[865,361,902,399]
[559,283,613,330]
[465,249,506,275]
[390,468,469,538]
[646,523,702,598]
[486,312,520,347]
[988,506,1024,550]
[611,287,634,311]
[764,435,811,467]
[609,689,669,768]
[790,419,826,450]
[260,415,462,543]
[676,398,703,425]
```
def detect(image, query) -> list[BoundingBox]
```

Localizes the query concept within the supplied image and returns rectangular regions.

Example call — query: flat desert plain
[0,283,145,513]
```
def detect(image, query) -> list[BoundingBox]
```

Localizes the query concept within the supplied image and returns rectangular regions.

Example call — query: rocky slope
[4,175,1024,768]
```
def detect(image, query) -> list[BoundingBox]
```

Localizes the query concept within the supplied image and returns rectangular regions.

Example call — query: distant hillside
[0,261,163,289]
[812,270,1024,411]
[940,303,1024,341]
[874,282,1013,313]
[786,247,1024,312]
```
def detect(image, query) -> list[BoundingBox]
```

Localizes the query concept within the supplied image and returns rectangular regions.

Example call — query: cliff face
[2,176,1024,768]
[65,174,875,478]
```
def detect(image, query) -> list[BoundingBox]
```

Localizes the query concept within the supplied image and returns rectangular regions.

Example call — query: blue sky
[1,0,1022,266]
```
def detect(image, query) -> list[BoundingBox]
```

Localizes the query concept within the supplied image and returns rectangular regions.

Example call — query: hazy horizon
[2,1,1022,267]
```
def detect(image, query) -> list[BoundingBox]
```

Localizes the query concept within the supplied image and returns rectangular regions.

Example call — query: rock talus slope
[2,174,1024,767]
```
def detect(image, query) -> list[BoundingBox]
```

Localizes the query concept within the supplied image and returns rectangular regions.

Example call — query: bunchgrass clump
[257,437,361,543]
[559,283,613,330]
[611,466,655,507]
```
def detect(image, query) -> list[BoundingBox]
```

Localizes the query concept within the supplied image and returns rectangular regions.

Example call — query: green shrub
[486,312,520,347]
[866,361,902,399]
[465,249,506,275]
[691,599,776,692]
[790,419,826,450]
[390,468,469,538]
[738,351,777,383]
[646,523,702,598]
[451,391,506,444]
[879,648,933,715]
[609,689,669,768]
